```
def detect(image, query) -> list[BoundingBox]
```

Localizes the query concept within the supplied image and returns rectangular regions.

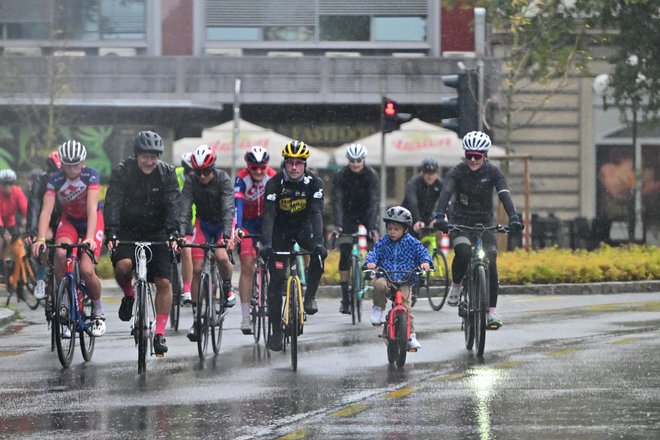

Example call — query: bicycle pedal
[408,348,418,353]
[154,353,165,358]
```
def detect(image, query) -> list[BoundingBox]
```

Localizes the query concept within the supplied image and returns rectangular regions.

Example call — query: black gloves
[313,244,328,260]
[259,246,274,262]
[434,218,449,233]
[509,215,524,233]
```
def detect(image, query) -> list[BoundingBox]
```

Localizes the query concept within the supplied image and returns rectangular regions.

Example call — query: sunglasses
[348,158,364,164]
[465,152,485,161]
[285,159,306,167]
[195,168,214,176]
[248,164,267,172]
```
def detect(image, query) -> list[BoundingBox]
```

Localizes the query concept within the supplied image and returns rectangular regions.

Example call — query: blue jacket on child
[365,233,432,284]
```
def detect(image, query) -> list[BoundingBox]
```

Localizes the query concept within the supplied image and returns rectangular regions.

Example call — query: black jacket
[401,174,443,224]
[180,168,234,237]
[104,157,182,239]
[331,165,380,231]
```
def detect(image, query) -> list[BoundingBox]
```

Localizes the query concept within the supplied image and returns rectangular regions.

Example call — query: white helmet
[346,143,367,161]
[383,206,413,227]
[191,145,216,169]
[181,152,193,170]
[462,131,491,153]
[0,169,17,183]
[245,145,270,164]
[59,140,87,165]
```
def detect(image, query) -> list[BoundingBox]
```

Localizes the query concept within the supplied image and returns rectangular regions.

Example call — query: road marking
[330,404,371,417]
[491,361,523,369]
[547,348,577,357]
[278,428,308,440]
[435,372,466,382]
[384,386,416,398]
[0,350,23,357]
[611,337,640,345]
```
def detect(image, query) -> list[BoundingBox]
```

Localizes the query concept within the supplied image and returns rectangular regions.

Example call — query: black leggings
[450,232,500,308]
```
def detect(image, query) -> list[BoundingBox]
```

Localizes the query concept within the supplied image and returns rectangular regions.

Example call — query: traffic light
[382,97,411,134]
[440,72,479,137]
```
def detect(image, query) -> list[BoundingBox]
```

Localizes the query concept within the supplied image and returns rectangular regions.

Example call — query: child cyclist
[365,206,431,350]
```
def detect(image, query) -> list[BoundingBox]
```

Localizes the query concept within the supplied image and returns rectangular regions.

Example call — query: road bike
[45,243,97,368]
[450,223,509,357]
[418,227,450,311]
[4,237,40,310]
[169,251,183,331]
[240,233,269,345]
[334,232,369,325]
[270,246,320,371]
[365,266,424,368]
[180,242,232,359]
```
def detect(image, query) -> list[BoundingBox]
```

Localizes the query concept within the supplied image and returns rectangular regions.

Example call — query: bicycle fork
[283,275,305,328]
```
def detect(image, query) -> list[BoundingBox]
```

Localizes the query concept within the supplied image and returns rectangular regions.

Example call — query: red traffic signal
[384,100,397,117]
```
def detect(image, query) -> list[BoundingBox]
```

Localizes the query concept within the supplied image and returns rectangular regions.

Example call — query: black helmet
[134,130,164,156]
[420,158,439,174]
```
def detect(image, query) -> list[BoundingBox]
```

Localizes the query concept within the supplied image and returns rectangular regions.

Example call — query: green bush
[96,254,114,279]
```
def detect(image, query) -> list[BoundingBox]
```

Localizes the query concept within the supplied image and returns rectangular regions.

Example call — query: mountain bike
[45,243,97,368]
[4,237,40,310]
[169,251,183,331]
[418,227,450,311]
[334,232,369,325]
[180,242,232,359]
[365,266,423,368]
[450,223,509,358]
[270,246,319,371]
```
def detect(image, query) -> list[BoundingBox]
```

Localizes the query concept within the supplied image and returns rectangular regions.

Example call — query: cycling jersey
[104,157,181,240]
[234,166,276,229]
[0,185,27,229]
[46,167,100,220]
[401,174,443,224]
[435,161,517,224]
[180,168,234,238]
[331,165,380,232]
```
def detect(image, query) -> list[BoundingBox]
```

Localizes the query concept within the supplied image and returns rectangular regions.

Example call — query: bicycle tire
[427,251,449,311]
[137,281,148,374]
[474,265,488,357]
[22,257,40,310]
[79,290,95,362]
[211,274,224,355]
[47,270,56,352]
[395,310,408,368]
[196,273,211,359]
[355,263,363,323]
[170,261,182,331]
[54,279,75,368]
[289,276,301,371]
[251,266,261,343]
[350,256,358,325]
[463,282,474,350]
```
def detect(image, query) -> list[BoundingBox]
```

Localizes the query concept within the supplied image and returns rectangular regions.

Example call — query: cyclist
[176,152,195,305]
[365,206,431,350]
[0,169,28,284]
[26,151,62,300]
[180,145,236,342]
[259,140,327,352]
[433,131,524,329]
[401,158,443,237]
[328,143,380,315]
[104,130,182,355]
[233,145,276,334]
[32,141,106,337]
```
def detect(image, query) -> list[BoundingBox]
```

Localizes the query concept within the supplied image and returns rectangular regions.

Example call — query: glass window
[373,17,426,42]
[5,23,51,40]
[320,16,370,41]
[264,26,314,41]
[206,27,260,41]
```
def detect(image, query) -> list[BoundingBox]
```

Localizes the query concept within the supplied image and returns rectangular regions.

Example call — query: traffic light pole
[380,105,387,235]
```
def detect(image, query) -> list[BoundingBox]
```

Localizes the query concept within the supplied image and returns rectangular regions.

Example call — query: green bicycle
[335,232,370,324]
[418,227,450,311]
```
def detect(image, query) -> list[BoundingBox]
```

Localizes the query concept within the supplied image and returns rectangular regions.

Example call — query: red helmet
[47,150,62,172]
[191,145,216,169]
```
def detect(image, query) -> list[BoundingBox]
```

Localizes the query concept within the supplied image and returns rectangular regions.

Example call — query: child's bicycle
[365,266,424,368]
[4,236,40,310]
[417,227,449,310]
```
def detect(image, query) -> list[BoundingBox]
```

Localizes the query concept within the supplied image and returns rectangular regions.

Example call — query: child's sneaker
[408,332,421,350]
[370,306,383,326]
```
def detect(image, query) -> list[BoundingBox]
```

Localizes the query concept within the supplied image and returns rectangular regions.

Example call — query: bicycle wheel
[260,268,269,345]
[350,257,358,325]
[22,257,40,310]
[463,283,474,350]
[427,251,449,311]
[46,269,56,352]
[196,273,211,359]
[169,261,182,331]
[474,265,488,357]
[54,279,75,368]
[211,274,224,355]
[394,310,408,368]
[136,282,148,374]
[79,290,95,362]
[251,267,261,343]
[354,262,363,323]
[289,277,301,371]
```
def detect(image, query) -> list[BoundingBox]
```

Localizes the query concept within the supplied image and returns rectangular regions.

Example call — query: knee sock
[155,314,168,336]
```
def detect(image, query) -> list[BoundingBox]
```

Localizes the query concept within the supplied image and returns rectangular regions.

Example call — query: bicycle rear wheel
[211,275,224,355]
[136,282,148,374]
[289,277,301,371]
[46,269,56,352]
[169,260,182,331]
[22,257,41,310]
[427,251,449,311]
[350,257,359,325]
[196,274,211,359]
[474,265,488,357]
[79,291,95,362]
[54,279,75,368]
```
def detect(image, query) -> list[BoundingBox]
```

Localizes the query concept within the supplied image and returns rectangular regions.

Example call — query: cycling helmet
[382,206,413,227]
[0,169,17,184]
[245,145,270,164]
[181,152,193,171]
[191,145,216,169]
[420,158,439,173]
[282,140,310,160]
[462,131,491,153]
[345,143,367,160]
[58,140,87,165]
[46,150,62,172]
[134,130,164,156]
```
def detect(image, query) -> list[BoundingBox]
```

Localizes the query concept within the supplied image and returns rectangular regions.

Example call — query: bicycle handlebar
[179,242,235,265]
[45,242,98,265]
[363,266,426,285]
[448,223,510,234]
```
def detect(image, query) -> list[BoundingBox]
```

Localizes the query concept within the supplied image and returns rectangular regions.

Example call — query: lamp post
[592,73,643,242]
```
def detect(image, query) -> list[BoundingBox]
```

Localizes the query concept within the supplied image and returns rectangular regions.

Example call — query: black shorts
[111,231,172,282]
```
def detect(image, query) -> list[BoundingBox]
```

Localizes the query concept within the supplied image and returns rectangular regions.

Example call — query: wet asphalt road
[1,288,659,439]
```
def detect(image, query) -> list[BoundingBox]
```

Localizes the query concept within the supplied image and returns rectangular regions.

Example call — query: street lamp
[592,73,643,242]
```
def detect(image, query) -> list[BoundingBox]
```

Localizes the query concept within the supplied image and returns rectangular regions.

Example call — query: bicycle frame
[5,237,39,309]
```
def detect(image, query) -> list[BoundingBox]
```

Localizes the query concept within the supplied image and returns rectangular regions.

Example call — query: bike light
[478,249,486,259]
